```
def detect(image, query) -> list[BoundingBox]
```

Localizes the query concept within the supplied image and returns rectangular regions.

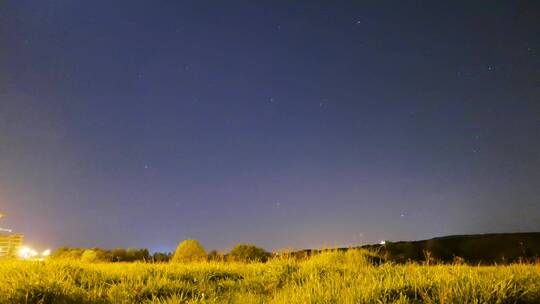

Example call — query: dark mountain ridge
[294,233,540,264]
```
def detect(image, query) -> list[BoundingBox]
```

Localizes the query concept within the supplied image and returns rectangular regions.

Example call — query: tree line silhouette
[52,240,270,263]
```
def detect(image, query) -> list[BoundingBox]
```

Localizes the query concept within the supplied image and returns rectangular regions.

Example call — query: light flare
[17,246,51,260]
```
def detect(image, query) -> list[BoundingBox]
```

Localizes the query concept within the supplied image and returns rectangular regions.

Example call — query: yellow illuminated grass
[0,250,539,303]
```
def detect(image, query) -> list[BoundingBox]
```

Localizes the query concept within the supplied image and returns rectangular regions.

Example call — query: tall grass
[0,249,539,303]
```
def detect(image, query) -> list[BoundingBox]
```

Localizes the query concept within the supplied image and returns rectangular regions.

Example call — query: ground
[1,250,539,303]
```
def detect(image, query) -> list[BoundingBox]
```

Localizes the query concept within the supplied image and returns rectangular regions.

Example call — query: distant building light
[17,246,50,260]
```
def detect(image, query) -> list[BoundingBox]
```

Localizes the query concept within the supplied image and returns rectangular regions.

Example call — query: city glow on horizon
[17,246,37,259]
[17,246,51,261]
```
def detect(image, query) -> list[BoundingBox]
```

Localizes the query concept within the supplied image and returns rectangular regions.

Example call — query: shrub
[52,247,85,260]
[152,252,172,263]
[53,247,150,262]
[207,250,226,262]
[80,250,100,263]
[172,240,207,262]
[228,244,270,262]
[126,248,150,262]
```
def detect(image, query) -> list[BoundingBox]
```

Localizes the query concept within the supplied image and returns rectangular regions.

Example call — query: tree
[136,248,150,261]
[207,250,225,262]
[81,249,100,263]
[152,252,172,263]
[228,244,270,262]
[52,247,85,260]
[111,248,127,262]
[172,240,207,263]
[126,248,150,262]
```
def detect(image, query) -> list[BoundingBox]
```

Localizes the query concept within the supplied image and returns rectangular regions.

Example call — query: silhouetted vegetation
[361,233,540,264]
[172,239,207,262]
[1,250,539,303]
[152,251,172,263]
[207,250,225,261]
[50,233,540,265]
[52,247,151,262]
[282,233,540,265]
[4,234,540,302]
[228,244,270,262]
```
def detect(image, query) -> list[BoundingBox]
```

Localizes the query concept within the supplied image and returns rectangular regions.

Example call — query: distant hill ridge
[296,233,540,264]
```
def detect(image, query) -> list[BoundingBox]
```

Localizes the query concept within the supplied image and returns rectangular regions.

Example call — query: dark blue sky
[1,1,539,252]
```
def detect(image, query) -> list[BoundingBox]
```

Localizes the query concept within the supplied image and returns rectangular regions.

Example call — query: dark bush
[228,244,270,262]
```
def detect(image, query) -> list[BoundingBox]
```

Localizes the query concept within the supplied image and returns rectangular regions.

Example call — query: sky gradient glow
[1,1,539,252]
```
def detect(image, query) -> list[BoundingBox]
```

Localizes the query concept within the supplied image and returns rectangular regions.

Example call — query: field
[1,250,539,304]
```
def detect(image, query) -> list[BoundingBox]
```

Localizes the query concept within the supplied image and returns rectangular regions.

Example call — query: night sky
[1,1,539,252]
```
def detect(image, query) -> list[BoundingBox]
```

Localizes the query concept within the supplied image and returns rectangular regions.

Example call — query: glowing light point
[18,246,33,259]
[17,246,51,260]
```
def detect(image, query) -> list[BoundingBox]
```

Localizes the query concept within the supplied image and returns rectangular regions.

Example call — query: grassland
[1,250,539,304]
